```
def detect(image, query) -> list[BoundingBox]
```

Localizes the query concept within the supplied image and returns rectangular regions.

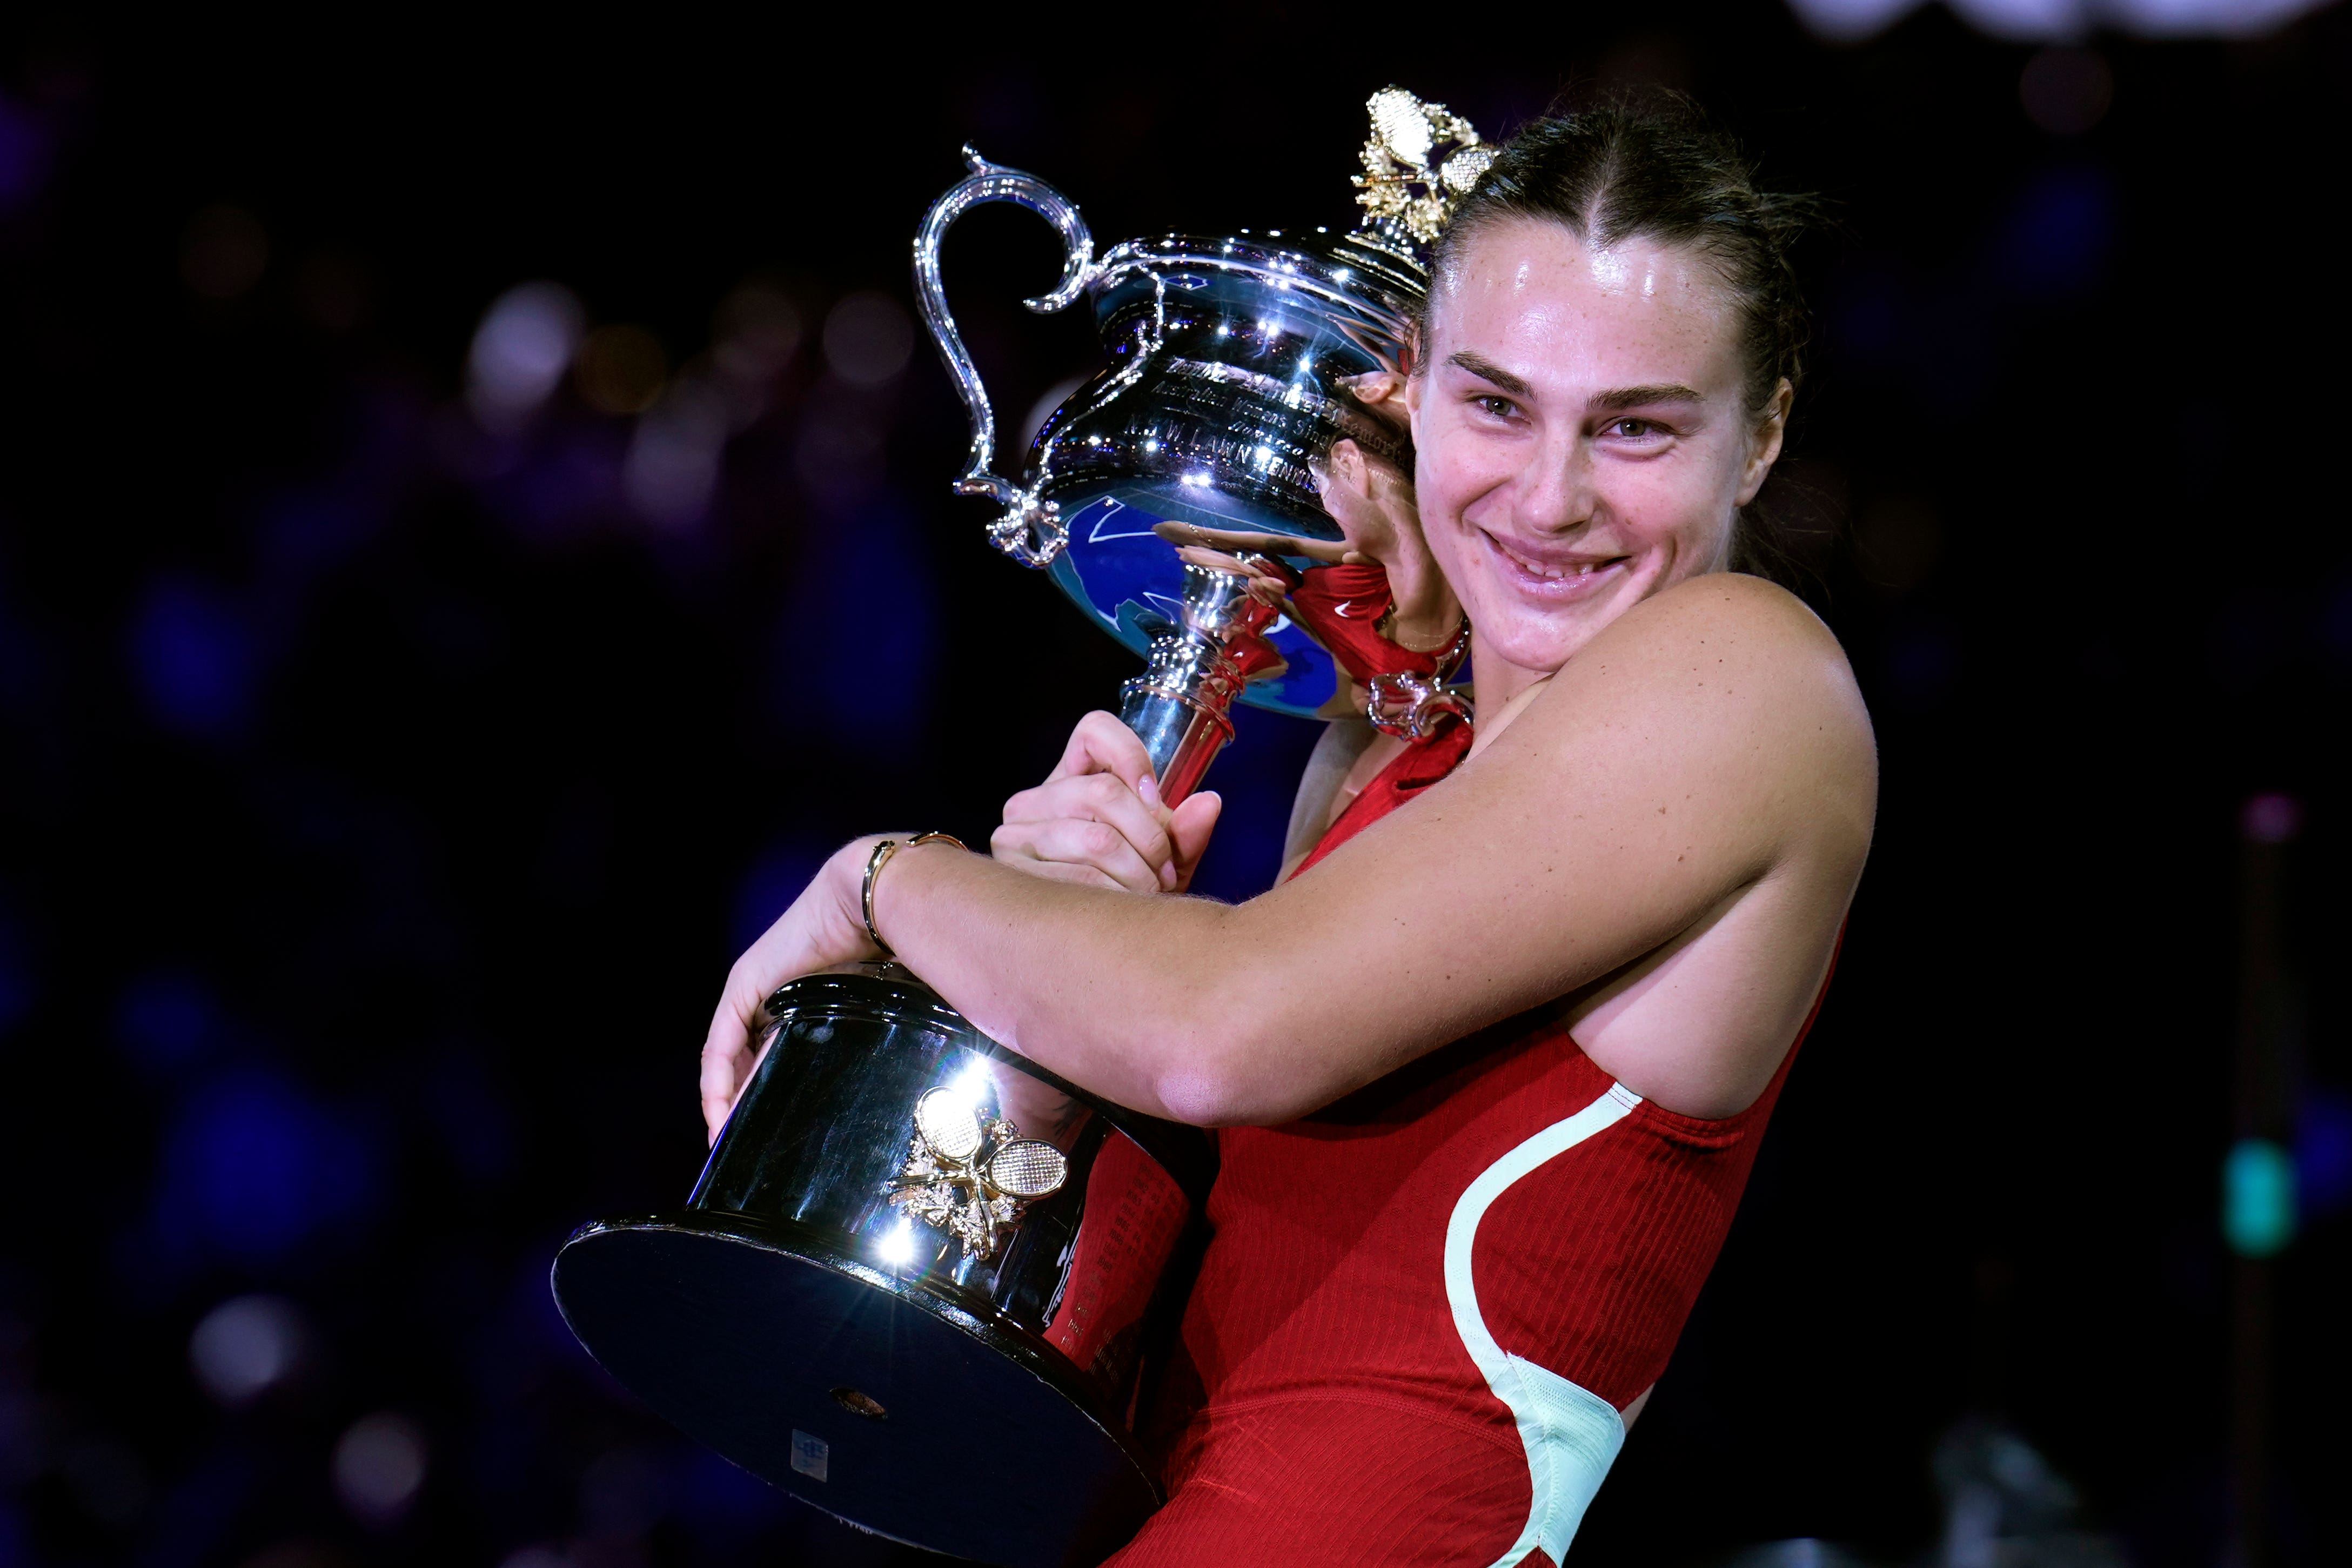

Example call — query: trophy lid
[1351,86,1497,260]
[1081,88,1493,361]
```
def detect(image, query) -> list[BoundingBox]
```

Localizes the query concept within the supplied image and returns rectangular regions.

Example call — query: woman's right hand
[993,711,1222,894]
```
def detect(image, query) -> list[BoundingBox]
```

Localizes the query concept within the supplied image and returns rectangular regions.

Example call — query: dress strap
[1288,714,1473,879]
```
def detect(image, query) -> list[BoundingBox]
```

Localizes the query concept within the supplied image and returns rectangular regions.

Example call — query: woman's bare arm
[703,573,1874,1132]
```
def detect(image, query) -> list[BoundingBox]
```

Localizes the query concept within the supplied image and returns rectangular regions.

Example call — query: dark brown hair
[1422,93,1829,585]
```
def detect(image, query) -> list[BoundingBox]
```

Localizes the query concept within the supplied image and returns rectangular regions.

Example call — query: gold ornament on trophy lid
[1354,87,1495,247]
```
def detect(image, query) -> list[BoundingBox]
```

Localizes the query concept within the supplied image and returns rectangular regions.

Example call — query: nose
[1511,428,1597,536]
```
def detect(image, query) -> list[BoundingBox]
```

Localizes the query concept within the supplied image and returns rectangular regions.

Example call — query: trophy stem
[1117,670,1231,809]
[1117,560,1286,807]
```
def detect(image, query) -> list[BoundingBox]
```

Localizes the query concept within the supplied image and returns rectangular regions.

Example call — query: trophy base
[554,1208,1161,1568]
[553,967,1207,1565]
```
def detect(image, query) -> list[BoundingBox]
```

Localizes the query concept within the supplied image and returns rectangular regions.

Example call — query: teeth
[1507,545,1603,581]
[1486,543,1618,585]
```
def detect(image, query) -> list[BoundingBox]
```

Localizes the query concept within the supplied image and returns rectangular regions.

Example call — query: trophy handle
[912,147,1097,568]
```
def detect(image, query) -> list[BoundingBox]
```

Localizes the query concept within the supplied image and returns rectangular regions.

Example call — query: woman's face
[1406,216,1788,688]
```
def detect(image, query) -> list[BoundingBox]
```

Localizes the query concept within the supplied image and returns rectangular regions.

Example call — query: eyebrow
[1444,351,1533,398]
[1445,353,1704,414]
[1590,384,1704,412]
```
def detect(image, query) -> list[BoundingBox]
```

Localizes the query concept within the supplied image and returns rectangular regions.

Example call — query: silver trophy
[919,86,1490,799]
[553,90,1486,1568]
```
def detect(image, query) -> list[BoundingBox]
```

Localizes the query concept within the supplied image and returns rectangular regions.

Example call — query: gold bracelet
[860,832,967,958]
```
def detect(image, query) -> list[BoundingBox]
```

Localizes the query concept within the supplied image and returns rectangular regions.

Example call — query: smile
[1482,532,1630,596]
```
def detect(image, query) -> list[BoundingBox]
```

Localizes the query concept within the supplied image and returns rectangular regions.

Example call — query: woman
[702,101,1875,1566]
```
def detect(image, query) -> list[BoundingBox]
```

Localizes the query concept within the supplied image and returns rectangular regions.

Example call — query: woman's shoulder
[1570,571,1866,728]
[1616,569,1853,670]
[1527,571,1876,827]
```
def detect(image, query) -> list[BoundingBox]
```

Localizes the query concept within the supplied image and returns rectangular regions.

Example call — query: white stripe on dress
[1444,1081,1644,1567]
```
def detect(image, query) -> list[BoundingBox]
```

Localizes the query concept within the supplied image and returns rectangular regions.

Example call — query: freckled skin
[1408,218,1792,718]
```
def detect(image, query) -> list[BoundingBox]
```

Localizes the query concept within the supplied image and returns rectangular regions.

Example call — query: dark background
[1,6,2347,1567]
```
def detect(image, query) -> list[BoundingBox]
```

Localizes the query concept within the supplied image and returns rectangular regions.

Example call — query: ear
[1734,378,1793,507]
[1326,437,1370,497]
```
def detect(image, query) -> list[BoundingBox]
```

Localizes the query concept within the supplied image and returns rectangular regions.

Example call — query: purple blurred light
[498,1549,572,1568]
[2239,792,2301,845]
[255,486,387,597]
[189,1294,312,1408]
[1997,164,2114,298]
[2296,1090,2352,1216]
[821,291,914,387]
[113,969,219,1071]
[1786,0,2330,42]
[152,1068,381,1265]
[793,401,888,504]
[477,428,626,540]
[0,93,52,215]
[773,498,935,747]
[467,283,585,430]
[129,577,258,739]
[624,379,729,530]
[333,1412,428,1528]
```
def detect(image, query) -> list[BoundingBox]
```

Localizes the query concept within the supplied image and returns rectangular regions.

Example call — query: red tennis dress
[1107,712,1824,1568]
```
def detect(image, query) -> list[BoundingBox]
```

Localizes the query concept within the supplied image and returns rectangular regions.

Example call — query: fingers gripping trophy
[552,90,1486,1568]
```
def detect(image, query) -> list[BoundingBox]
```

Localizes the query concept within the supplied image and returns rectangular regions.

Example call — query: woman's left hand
[994,711,1222,894]
[696,836,882,1144]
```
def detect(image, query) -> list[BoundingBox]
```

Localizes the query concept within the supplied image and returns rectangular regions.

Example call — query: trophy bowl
[1016,220,1426,726]
[913,89,1489,790]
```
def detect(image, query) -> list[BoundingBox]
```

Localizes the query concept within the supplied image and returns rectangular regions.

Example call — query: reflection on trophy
[552,89,1485,1567]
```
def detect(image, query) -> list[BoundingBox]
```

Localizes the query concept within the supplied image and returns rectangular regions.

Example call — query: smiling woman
[1410,103,1824,718]
[702,96,1875,1567]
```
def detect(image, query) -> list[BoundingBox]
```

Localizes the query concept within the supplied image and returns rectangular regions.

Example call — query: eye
[1606,418,1661,439]
[1470,393,1518,420]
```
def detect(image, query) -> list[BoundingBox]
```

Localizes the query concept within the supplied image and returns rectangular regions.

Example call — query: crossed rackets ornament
[888,1087,1071,1261]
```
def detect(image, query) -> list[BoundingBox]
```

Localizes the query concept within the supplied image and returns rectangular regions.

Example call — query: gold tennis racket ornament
[889,1086,1071,1261]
